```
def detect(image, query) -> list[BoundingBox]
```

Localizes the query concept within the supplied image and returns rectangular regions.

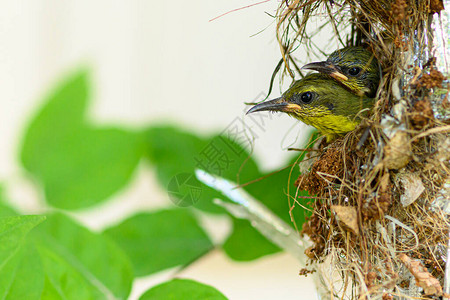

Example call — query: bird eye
[348,67,361,76]
[300,92,313,103]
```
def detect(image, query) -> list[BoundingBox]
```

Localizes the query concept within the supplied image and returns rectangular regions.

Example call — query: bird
[246,73,374,142]
[302,46,381,98]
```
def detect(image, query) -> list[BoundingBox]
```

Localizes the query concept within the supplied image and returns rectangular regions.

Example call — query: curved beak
[246,97,301,114]
[302,61,348,82]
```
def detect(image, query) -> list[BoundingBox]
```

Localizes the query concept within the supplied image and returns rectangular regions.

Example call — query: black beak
[246,97,301,114]
[247,97,287,114]
[302,61,348,81]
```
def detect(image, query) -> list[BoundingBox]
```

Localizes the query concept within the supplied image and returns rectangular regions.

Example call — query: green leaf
[0,207,133,299]
[2,245,44,300]
[20,70,144,210]
[0,215,46,299]
[0,215,46,265]
[104,209,213,276]
[139,279,228,300]
[36,241,104,299]
[23,70,89,137]
[223,219,280,260]
[34,213,133,299]
[39,127,143,209]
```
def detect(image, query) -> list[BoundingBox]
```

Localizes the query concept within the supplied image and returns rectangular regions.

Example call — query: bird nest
[274,1,450,299]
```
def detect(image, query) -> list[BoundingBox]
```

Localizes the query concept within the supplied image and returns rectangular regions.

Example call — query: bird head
[247,73,374,141]
[302,46,381,98]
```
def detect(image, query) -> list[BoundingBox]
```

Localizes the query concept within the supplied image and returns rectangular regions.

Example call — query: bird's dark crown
[327,46,381,97]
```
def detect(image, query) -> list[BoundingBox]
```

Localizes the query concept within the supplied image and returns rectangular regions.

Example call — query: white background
[0,1,331,299]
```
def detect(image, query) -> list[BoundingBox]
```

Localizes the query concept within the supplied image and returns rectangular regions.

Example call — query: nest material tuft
[275,0,450,298]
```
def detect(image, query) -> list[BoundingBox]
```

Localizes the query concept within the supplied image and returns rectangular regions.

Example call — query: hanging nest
[274,0,450,299]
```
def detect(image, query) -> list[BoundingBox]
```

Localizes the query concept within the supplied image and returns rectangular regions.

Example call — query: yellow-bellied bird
[247,73,374,142]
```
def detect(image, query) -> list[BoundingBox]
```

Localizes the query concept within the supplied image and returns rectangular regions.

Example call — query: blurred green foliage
[2,70,313,299]
[139,279,228,300]
[104,209,213,276]
[21,71,144,209]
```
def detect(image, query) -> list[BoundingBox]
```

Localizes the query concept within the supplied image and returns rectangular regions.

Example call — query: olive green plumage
[247,46,380,141]
[247,73,374,141]
[303,46,381,98]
